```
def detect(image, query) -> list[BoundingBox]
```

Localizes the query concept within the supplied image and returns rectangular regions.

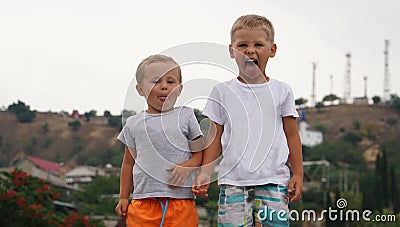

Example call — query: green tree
[72,175,120,216]
[315,101,324,112]
[295,97,308,108]
[389,167,399,213]
[322,94,340,105]
[8,100,36,123]
[372,95,381,104]
[389,94,400,112]
[342,132,362,145]
[84,110,97,122]
[103,110,112,117]
[68,120,82,131]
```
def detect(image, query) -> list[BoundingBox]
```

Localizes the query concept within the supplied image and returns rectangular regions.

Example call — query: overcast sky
[1,0,399,115]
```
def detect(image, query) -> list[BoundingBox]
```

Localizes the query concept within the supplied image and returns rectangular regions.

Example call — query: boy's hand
[191,173,210,198]
[115,199,129,217]
[287,175,303,202]
[167,164,193,187]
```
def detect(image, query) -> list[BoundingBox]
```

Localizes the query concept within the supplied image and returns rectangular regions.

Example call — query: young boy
[115,54,204,226]
[192,14,303,226]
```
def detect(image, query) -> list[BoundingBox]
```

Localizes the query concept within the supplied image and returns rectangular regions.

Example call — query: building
[4,153,78,191]
[298,121,323,147]
[298,109,323,147]
[65,166,107,187]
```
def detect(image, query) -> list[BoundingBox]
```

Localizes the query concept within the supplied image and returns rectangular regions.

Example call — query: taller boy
[192,14,303,226]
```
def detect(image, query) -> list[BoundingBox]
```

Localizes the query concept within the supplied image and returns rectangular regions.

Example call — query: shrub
[0,169,100,226]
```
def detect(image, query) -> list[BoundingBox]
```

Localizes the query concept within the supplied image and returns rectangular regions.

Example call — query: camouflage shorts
[218,184,289,227]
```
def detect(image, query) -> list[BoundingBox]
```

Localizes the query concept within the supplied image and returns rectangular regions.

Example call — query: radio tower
[311,61,317,106]
[364,76,368,98]
[344,53,351,104]
[383,40,390,102]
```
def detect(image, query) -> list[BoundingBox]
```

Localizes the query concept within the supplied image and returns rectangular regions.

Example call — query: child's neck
[237,74,270,84]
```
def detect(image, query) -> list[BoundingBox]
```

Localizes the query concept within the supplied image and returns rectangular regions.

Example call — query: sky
[1,0,399,115]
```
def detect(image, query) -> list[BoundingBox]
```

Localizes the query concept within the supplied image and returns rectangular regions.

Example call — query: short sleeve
[117,117,136,149]
[281,85,299,118]
[187,109,203,141]
[202,85,224,125]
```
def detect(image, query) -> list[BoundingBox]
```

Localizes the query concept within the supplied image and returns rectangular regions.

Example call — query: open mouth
[245,59,258,67]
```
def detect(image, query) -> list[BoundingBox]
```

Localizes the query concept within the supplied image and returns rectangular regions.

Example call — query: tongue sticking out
[244,60,260,80]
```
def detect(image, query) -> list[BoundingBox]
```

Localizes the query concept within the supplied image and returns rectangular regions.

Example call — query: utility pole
[364,76,368,98]
[383,40,390,102]
[344,53,351,104]
[311,61,317,107]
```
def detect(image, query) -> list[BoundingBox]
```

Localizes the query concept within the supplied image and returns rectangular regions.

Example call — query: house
[71,110,82,119]
[65,166,107,187]
[353,97,369,105]
[4,153,78,191]
[298,109,323,147]
[298,121,323,147]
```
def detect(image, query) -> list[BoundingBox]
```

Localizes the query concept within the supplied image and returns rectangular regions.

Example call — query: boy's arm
[167,136,204,187]
[192,121,223,197]
[115,146,135,217]
[283,116,303,202]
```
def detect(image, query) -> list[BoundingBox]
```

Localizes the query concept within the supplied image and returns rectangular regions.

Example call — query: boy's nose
[160,82,168,90]
[245,46,255,54]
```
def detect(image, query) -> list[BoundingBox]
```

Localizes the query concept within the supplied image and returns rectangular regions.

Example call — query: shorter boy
[115,54,204,226]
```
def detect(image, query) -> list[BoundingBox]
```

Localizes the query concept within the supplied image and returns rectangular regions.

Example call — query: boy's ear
[229,44,235,59]
[136,84,145,96]
[269,43,277,58]
[177,84,183,96]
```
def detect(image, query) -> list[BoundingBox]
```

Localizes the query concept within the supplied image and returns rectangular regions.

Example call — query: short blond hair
[230,14,275,43]
[135,54,182,84]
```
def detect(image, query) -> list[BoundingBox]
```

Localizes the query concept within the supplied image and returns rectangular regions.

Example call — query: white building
[65,166,106,187]
[298,121,323,147]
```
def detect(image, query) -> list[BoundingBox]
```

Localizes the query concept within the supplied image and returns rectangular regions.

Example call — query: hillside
[0,104,399,168]
[0,111,122,167]
[302,104,400,142]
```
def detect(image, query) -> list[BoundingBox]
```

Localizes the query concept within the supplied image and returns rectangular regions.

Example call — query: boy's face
[229,28,277,84]
[136,62,182,114]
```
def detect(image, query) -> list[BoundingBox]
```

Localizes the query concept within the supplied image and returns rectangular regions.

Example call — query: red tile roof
[27,156,70,174]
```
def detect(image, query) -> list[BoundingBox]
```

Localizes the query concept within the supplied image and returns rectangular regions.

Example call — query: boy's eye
[255,43,264,47]
[238,43,247,48]
[152,80,159,84]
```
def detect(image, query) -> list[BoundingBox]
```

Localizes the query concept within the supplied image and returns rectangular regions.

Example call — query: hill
[0,111,123,168]
[0,104,399,168]
[302,104,400,142]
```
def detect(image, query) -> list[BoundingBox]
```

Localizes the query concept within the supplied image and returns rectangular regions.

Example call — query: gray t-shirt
[117,106,202,199]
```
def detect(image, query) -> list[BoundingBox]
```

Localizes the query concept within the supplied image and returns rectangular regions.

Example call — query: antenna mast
[311,61,317,106]
[383,39,390,102]
[344,53,351,104]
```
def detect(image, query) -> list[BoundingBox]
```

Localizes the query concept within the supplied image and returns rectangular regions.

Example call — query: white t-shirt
[203,78,299,186]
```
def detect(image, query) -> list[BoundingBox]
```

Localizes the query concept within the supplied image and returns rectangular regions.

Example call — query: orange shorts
[126,198,199,227]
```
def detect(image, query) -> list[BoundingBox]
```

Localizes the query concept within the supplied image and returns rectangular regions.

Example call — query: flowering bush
[0,169,99,226]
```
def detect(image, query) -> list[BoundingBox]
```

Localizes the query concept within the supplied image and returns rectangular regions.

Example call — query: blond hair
[135,54,181,84]
[230,14,275,43]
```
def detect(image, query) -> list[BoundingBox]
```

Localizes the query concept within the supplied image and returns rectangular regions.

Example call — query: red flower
[15,196,26,210]
[52,191,60,200]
